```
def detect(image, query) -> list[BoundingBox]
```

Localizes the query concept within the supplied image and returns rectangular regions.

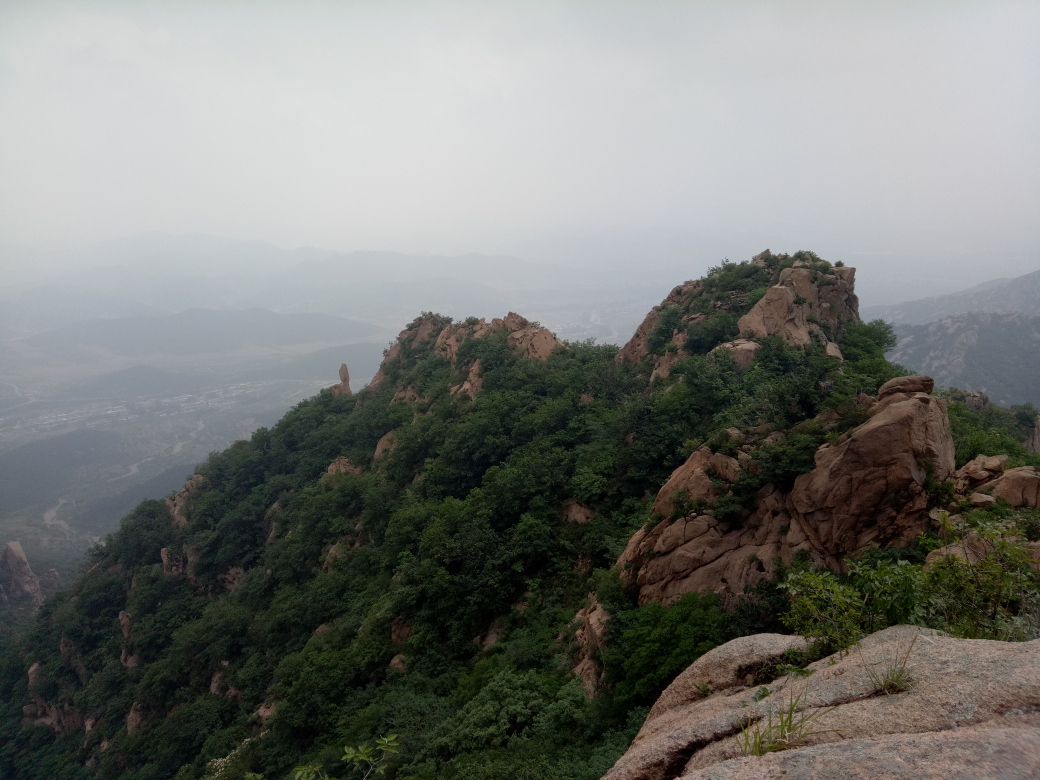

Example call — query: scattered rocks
[980,466,1040,508]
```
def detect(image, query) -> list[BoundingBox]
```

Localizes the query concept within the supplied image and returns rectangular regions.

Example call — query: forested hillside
[2,252,1038,780]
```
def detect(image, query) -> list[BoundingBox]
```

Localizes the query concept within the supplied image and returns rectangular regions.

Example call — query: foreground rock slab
[603,625,1040,780]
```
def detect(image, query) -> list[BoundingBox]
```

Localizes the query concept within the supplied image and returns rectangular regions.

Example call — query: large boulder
[617,376,957,604]
[605,625,1040,780]
[737,266,859,348]
[980,466,1040,508]
[790,378,954,558]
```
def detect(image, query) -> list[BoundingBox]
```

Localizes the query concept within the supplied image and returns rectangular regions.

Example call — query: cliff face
[1,541,43,609]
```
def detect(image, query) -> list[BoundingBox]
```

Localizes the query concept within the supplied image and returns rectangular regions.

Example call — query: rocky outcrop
[1,541,43,608]
[374,431,397,460]
[329,363,352,397]
[606,625,1040,780]
[449,359,483,399]
[979,466,1040,508]
[561,499,595,524]
[953,453,1008,492]
[572,595,611,695]
[789,375,954,560]
[327,456,363,476]
[617,281,704,365]
[711,340,761,372]
[369,312,560,397]
[737,265,859,348]
[649,447,733,519]
[165,474,204,528]
[619,376,957,604]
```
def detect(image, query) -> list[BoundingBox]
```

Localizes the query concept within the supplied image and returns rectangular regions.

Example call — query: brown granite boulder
[605,625,1040,780]
[980,466,1040,508]
[790,379,954,559]
[954,453,1009,492]
[737,266,859,348]
[649,447,719,518]
[502,313,563,361]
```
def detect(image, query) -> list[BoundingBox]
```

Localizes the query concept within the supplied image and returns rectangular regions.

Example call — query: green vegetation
[780,507,1040,655]
[1,253,1036,780]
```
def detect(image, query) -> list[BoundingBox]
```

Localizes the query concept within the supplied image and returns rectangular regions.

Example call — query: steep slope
[860,267,1040,325]
[1,251,1035,780]
[887,311,1040,406]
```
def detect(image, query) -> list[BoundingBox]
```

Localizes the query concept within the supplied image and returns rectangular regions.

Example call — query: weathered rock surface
[605,625,1040,780]
[561,499,595,524]
[329,362,353,397]
[1,541,43,608]
[327,456,363,476]
[711,340,761,372]
[572,595,611,695]
[449,359,483,399]
[374,431,397,460]
[165,474,204,528]
[737,266,859,348]
[620,375,957,604]
[617,280,704,365]
[790,377,954,559]
[979,466,1040,508]
[369,311,560,397]
[954,453,1009,492]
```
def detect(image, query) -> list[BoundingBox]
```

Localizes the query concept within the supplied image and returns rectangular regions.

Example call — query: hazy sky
[0,1,1037,265]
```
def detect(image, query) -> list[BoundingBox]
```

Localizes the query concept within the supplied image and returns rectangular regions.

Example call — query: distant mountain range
[888,312,1040,406]
[862,268,1040,325]
[26,308,379,358]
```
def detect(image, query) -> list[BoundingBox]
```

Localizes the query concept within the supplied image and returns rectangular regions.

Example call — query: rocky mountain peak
[1,541,43,609]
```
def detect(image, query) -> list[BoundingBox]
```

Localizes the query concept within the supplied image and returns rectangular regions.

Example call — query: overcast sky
[0,1,1037,281]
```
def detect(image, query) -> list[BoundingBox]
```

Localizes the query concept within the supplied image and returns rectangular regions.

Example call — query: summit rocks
[737,265,859,348]
[369,311,561,395]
